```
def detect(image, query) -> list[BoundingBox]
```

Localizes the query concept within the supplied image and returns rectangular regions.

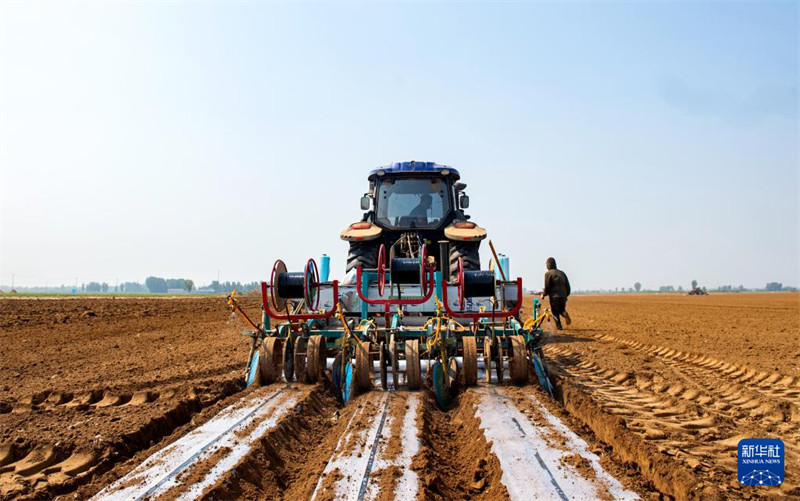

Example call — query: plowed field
[1,293,797,500]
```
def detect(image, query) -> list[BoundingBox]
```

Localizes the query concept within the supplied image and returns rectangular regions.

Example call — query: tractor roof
[369,161,460,181]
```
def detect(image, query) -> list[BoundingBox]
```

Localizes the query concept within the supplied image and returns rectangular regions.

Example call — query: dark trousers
[549,297,568,328]
[550,297,567,316]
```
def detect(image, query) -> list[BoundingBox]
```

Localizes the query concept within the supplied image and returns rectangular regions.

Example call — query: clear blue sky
[1,1,797,291]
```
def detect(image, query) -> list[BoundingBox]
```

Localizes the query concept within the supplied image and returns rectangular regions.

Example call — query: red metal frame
[261,280,339,321]
[355,265,435,306]
[356,264,436,327]
[441,277,523,319]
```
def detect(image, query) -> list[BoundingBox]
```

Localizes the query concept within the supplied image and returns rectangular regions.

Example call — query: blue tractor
[340,161,484,281]
[228,162,553,409]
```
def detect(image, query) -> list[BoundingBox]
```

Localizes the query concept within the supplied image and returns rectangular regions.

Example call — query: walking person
[541,257,571,330]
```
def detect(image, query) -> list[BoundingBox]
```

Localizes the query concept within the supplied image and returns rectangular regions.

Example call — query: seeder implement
[229,248,554,408]
[227,161,556,409]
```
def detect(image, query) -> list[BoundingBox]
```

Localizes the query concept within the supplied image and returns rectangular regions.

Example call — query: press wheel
[494,337,504,384]
[259,337,283,384]
[482,336,493,384]
[390,334,399,389]
[307,335,326,383]
[293,337,307,383]
[405,339,422,390]
[509,335,528,385]
[354,340,373,393]
[462,337,478,386]
[379,342,388,390]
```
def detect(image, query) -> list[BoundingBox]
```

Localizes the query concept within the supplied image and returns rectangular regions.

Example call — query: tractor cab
[365,162,465,231]
[341,161,485,277]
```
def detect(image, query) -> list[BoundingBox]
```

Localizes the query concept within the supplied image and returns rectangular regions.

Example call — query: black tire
[449,241,480,279]
[346,240,379,273]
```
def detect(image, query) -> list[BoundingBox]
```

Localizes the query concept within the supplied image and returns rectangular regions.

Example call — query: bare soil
[535,292,800,500]
[1,292,797,500]
[0,296,261,499]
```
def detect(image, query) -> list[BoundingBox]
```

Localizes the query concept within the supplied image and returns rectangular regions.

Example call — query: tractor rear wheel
[346,240,379,273]
[449,241,480,279]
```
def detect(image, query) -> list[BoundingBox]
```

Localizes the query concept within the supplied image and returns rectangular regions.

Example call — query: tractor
[227,161,554,409]
[341,161,483,281]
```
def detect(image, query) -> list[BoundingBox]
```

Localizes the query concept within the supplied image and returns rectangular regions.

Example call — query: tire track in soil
[581,334,800,482]
[0,365,245,417]
[0,375,244,500]
[594,333,800,405]
[545,344,800,499]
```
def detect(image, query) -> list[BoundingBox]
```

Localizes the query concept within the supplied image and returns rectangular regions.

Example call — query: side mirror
[460,194,470,209]
[360,195,371,210]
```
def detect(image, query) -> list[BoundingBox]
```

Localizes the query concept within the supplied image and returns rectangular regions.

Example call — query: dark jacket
[543,268,571,299]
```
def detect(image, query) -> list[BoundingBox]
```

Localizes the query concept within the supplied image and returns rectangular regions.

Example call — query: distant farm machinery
[227,162,554,408]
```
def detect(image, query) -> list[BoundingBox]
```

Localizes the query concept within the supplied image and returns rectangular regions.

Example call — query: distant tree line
[85,282,109,293]
[144,277,195,293]
[615,280,797,294]
[2,278,261,294]
[765,282,797,292]
[121,281,146,293]
[77,278,260,294]
[208,280,260,294]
